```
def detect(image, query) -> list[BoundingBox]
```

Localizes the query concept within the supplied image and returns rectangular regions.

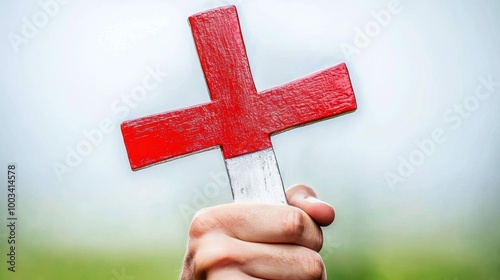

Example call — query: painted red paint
[121,5,357,170]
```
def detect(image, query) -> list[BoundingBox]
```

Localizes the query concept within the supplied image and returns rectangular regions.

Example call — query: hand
[180,184,335,280]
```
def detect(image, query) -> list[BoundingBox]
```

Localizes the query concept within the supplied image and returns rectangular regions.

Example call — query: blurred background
[1,0,499,279]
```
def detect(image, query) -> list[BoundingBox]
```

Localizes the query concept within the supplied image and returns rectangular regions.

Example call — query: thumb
[286,184,335,227]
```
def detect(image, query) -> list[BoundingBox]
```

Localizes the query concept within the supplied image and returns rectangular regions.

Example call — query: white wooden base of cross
[226,148,287,204]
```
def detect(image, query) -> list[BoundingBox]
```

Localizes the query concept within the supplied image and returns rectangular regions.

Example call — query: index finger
[189,203,324,251]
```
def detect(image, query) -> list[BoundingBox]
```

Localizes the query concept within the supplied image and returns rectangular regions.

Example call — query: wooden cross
[121,5,357,205]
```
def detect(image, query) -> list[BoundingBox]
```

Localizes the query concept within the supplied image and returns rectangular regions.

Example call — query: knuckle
[312,229,324,252]
[304,251,326,280]
[280,208,306,241]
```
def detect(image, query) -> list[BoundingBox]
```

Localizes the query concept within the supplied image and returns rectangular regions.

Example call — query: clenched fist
[180,184,335,280]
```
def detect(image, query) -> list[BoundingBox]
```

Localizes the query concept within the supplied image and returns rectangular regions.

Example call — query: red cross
[121,5,357,171]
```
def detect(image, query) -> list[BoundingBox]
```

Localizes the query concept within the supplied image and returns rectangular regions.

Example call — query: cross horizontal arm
[258,63,357,134]
[121,104,220,170]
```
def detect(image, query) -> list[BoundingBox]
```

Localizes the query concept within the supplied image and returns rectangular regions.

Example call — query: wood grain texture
[226,148,287,205]
[121,5,357,171]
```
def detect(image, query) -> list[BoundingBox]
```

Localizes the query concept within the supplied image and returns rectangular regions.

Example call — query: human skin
[180,184,335,280]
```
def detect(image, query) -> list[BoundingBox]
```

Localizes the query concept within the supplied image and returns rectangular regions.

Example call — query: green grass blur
[325,245,500,279]
[1,240,499,279]
[0,246,183,280]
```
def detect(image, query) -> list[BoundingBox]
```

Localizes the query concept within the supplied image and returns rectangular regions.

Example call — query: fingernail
[306,196,323,204]
[306,196,332,207]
